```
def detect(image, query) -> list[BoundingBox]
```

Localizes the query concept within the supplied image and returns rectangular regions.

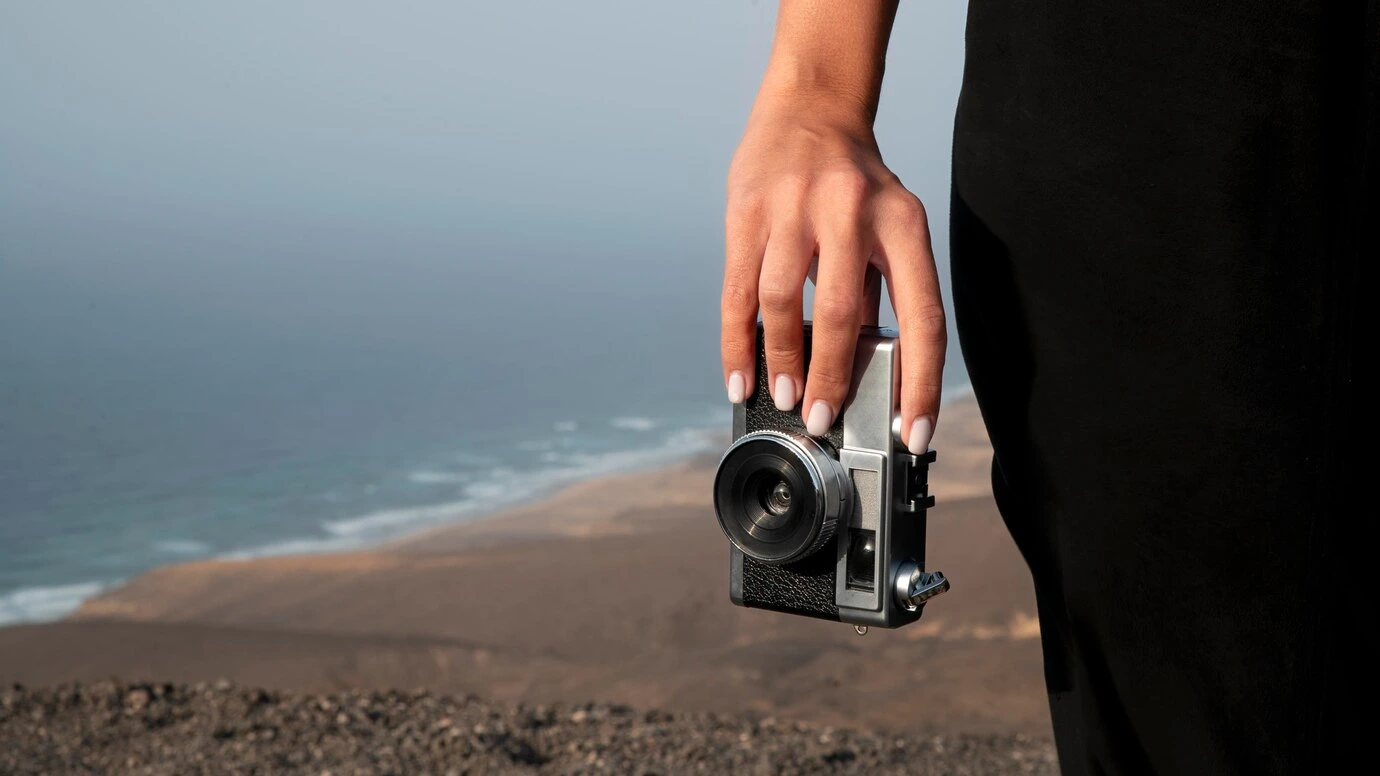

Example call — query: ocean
[0,218,968,625]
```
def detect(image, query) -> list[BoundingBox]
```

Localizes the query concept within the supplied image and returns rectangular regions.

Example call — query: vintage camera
[713,323,948,629]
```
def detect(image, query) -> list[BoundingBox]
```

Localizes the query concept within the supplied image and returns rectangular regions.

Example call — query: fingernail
[907,416,935,455]
[773,374,798,411]
[726,371,746,404]
[805,400,834,436]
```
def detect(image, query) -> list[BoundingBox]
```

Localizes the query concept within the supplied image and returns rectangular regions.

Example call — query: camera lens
[765,481,793,515]
[713,431,849,564]
[742,471,794,531]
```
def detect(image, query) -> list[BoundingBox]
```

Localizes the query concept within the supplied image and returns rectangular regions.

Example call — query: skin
[722,0,946,453]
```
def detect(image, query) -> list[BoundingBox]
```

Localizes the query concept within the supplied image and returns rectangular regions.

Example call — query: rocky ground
[1,682,1057,775]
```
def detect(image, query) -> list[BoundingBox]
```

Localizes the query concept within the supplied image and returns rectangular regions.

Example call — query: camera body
[714,323,947,629]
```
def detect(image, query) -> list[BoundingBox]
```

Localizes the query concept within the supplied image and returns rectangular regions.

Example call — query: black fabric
[949,2,1375,774]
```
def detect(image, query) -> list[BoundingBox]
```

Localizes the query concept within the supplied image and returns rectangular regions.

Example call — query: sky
[0,0,972,383]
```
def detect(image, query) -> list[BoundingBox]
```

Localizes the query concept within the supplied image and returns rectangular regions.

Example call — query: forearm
[723,0,942,452]
[754,0,900,128]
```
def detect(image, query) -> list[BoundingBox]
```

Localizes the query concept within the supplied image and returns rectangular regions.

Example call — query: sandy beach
[1,395,1052,770]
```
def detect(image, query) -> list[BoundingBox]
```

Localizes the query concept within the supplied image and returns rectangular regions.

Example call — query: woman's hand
[721,100,946,454]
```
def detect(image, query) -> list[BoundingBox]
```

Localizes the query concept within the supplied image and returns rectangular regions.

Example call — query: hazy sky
[1,1,971,381]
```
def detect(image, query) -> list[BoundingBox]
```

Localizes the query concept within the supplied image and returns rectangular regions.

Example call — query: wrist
[760,48,880,120]
[749,83,877,143]
[758,33,885,119]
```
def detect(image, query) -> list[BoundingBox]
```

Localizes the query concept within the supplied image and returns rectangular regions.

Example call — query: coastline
[0,385,981,627]
[0,414,729,628]
[59,386,994,622]
[0,392,1050,736]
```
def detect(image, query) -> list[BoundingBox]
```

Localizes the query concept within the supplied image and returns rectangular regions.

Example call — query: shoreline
[376,384,992,558]
[1,384,980,628]
[0,420,728,628]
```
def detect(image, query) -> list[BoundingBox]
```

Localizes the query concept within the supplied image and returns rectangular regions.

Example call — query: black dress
[949,2,1374,773]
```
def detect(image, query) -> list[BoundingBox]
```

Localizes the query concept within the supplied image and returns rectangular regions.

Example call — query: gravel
[0,682,1057,775]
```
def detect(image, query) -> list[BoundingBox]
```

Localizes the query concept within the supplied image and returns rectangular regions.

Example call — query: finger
[722,195,768,404]
[802,233,867,436]
[809,262,878,324]
[758,224,812,412]
[878,192,946,454]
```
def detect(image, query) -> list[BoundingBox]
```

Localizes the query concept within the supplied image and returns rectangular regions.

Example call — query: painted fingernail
[726,371,746,404]
[805,400,834,436]
[907,416,935,455]
[773,374,798,411]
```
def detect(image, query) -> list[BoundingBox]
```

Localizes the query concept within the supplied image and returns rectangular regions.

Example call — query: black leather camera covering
[738,325,845,620]
[741,549,840,619]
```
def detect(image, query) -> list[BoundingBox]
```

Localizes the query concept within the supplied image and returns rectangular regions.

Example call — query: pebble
[0,681,1057,775]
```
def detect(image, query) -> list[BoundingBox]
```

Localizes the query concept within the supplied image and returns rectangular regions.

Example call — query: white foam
[153,539,211,555]
[0,581,109,626]
[319,498,479,539]
[464,481,510,500]
[313,422,717,548]
[222,535,361,560]
[407,470,471,485]
[610,416,657,432]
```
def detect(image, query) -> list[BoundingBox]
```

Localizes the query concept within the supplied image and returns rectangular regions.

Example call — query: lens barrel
[713,431,850,564]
